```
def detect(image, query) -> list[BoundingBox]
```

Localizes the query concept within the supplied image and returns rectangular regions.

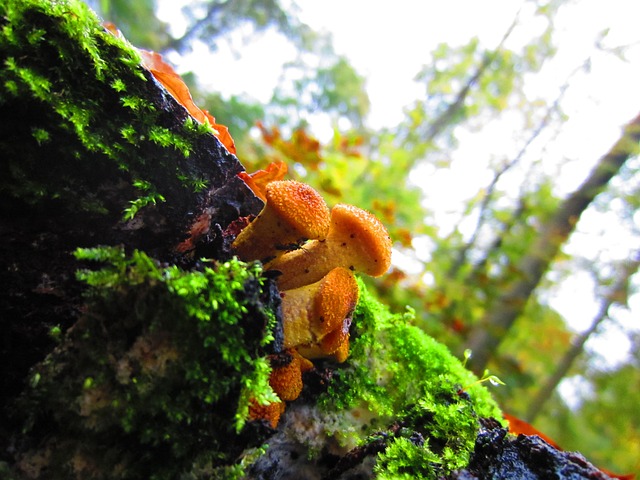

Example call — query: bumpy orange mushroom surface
[267,204,392,290]
[248,398,285,429]
[280,267,359,359]
[268,349,313,402]
[232,180,330,263]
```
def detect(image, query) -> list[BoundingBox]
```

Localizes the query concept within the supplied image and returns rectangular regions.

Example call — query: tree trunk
[464,111,640,374]
[0,0,263,412]
[524,256,640,422]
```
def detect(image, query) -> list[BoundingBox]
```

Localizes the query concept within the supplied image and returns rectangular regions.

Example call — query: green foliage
[538,343,640,475]
[270,54,370,129]
[375,437,439,479]
[86,0,170,51]
[320,280,503,478]
[165,0,307,53]
[20,247,277,478]
[122,179,166,220]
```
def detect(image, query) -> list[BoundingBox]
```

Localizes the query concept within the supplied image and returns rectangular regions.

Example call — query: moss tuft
[319,279,503,478]
[18,248,277,478]
[375,437,439,479]
[0,0,236,220]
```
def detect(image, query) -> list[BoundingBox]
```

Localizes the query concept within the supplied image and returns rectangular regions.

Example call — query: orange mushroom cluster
[232,180,330,264]
[233,180,392,427]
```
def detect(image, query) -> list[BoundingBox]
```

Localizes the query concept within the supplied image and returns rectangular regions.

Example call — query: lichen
[17,247,278,479]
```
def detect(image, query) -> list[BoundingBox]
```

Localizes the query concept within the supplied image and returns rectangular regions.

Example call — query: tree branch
[448,56,590,280]
[463,111,640,373]
[423,10,520,144]
[163,0,230,54]
[524,254,640,422]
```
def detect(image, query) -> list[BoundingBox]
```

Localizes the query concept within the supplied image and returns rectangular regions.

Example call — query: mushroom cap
[327,204,392,277]
[231,180,330,262]
[297,325,350,360]
[313,267,359,339]
[280,267,358,351]
[265,180,331,240]
[248,398,285,429]
[332,336,350,363]
[291,267,357,361]
[267,203,393,290]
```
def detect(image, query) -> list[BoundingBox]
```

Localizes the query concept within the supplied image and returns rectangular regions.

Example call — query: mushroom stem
[267,204,392,290]
[280,267,359,360]
[248,349,313,428]
[232,180,330,263]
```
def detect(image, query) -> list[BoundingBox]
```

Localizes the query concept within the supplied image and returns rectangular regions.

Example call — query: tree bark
[464,111,640,374]
[0,0,262,452]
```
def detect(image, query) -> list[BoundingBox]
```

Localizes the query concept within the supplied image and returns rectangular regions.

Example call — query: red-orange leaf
[256,121,281,146]
[138,50,236,154]
[104,23,235,154]
[503,413,561,449]
[503,413,635,480]
[237,161,288,202]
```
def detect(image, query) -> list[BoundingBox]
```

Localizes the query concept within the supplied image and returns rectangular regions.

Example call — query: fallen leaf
[138,50,236,154]
[503,412,635,480]
[237,161,288,202]
[503,412,561,449]
[103,23,235,154]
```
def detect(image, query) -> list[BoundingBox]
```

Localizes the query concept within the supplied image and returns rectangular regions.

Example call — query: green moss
[122,179,166,220]
[0,0,233,219]
[19,248,277,478]
[319,280,503,478]
[375,437,439,479]
[148,124,192,157]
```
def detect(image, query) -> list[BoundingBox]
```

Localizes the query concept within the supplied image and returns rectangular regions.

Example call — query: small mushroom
[232,180,330,263]
[280,267,359,360]
[267,204,392,290]
[248,398,285,429]
[248,349,313,428]
[296,318,352,363]
[268,349,314,402]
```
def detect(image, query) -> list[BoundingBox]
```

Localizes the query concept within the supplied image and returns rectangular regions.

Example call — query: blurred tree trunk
[524,255,640,423]
[464,111,640,374]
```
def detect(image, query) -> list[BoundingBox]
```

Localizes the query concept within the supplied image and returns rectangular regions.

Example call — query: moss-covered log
[0,0,269,476]
[0,0,619,479]
[0,0,262,414]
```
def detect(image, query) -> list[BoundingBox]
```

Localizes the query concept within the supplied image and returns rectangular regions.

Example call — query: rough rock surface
[448,419,614,480]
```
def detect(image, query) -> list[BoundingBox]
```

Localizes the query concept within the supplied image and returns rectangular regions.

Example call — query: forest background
[85,0,640,474]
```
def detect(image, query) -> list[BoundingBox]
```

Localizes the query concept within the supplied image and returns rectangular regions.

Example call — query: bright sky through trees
[156,0,640,371]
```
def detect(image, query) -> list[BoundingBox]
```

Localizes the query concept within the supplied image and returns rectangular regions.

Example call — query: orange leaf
[237,161,288,202]
[103,23,236,154]
[103,22,122,38]
[503,412,561,450]
[256,121,281,146]
[256,123,322,170]
[138,50,236,154]
[503,413,635,480]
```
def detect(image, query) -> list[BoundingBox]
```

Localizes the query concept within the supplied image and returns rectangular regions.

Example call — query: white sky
[156,1,640,369]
